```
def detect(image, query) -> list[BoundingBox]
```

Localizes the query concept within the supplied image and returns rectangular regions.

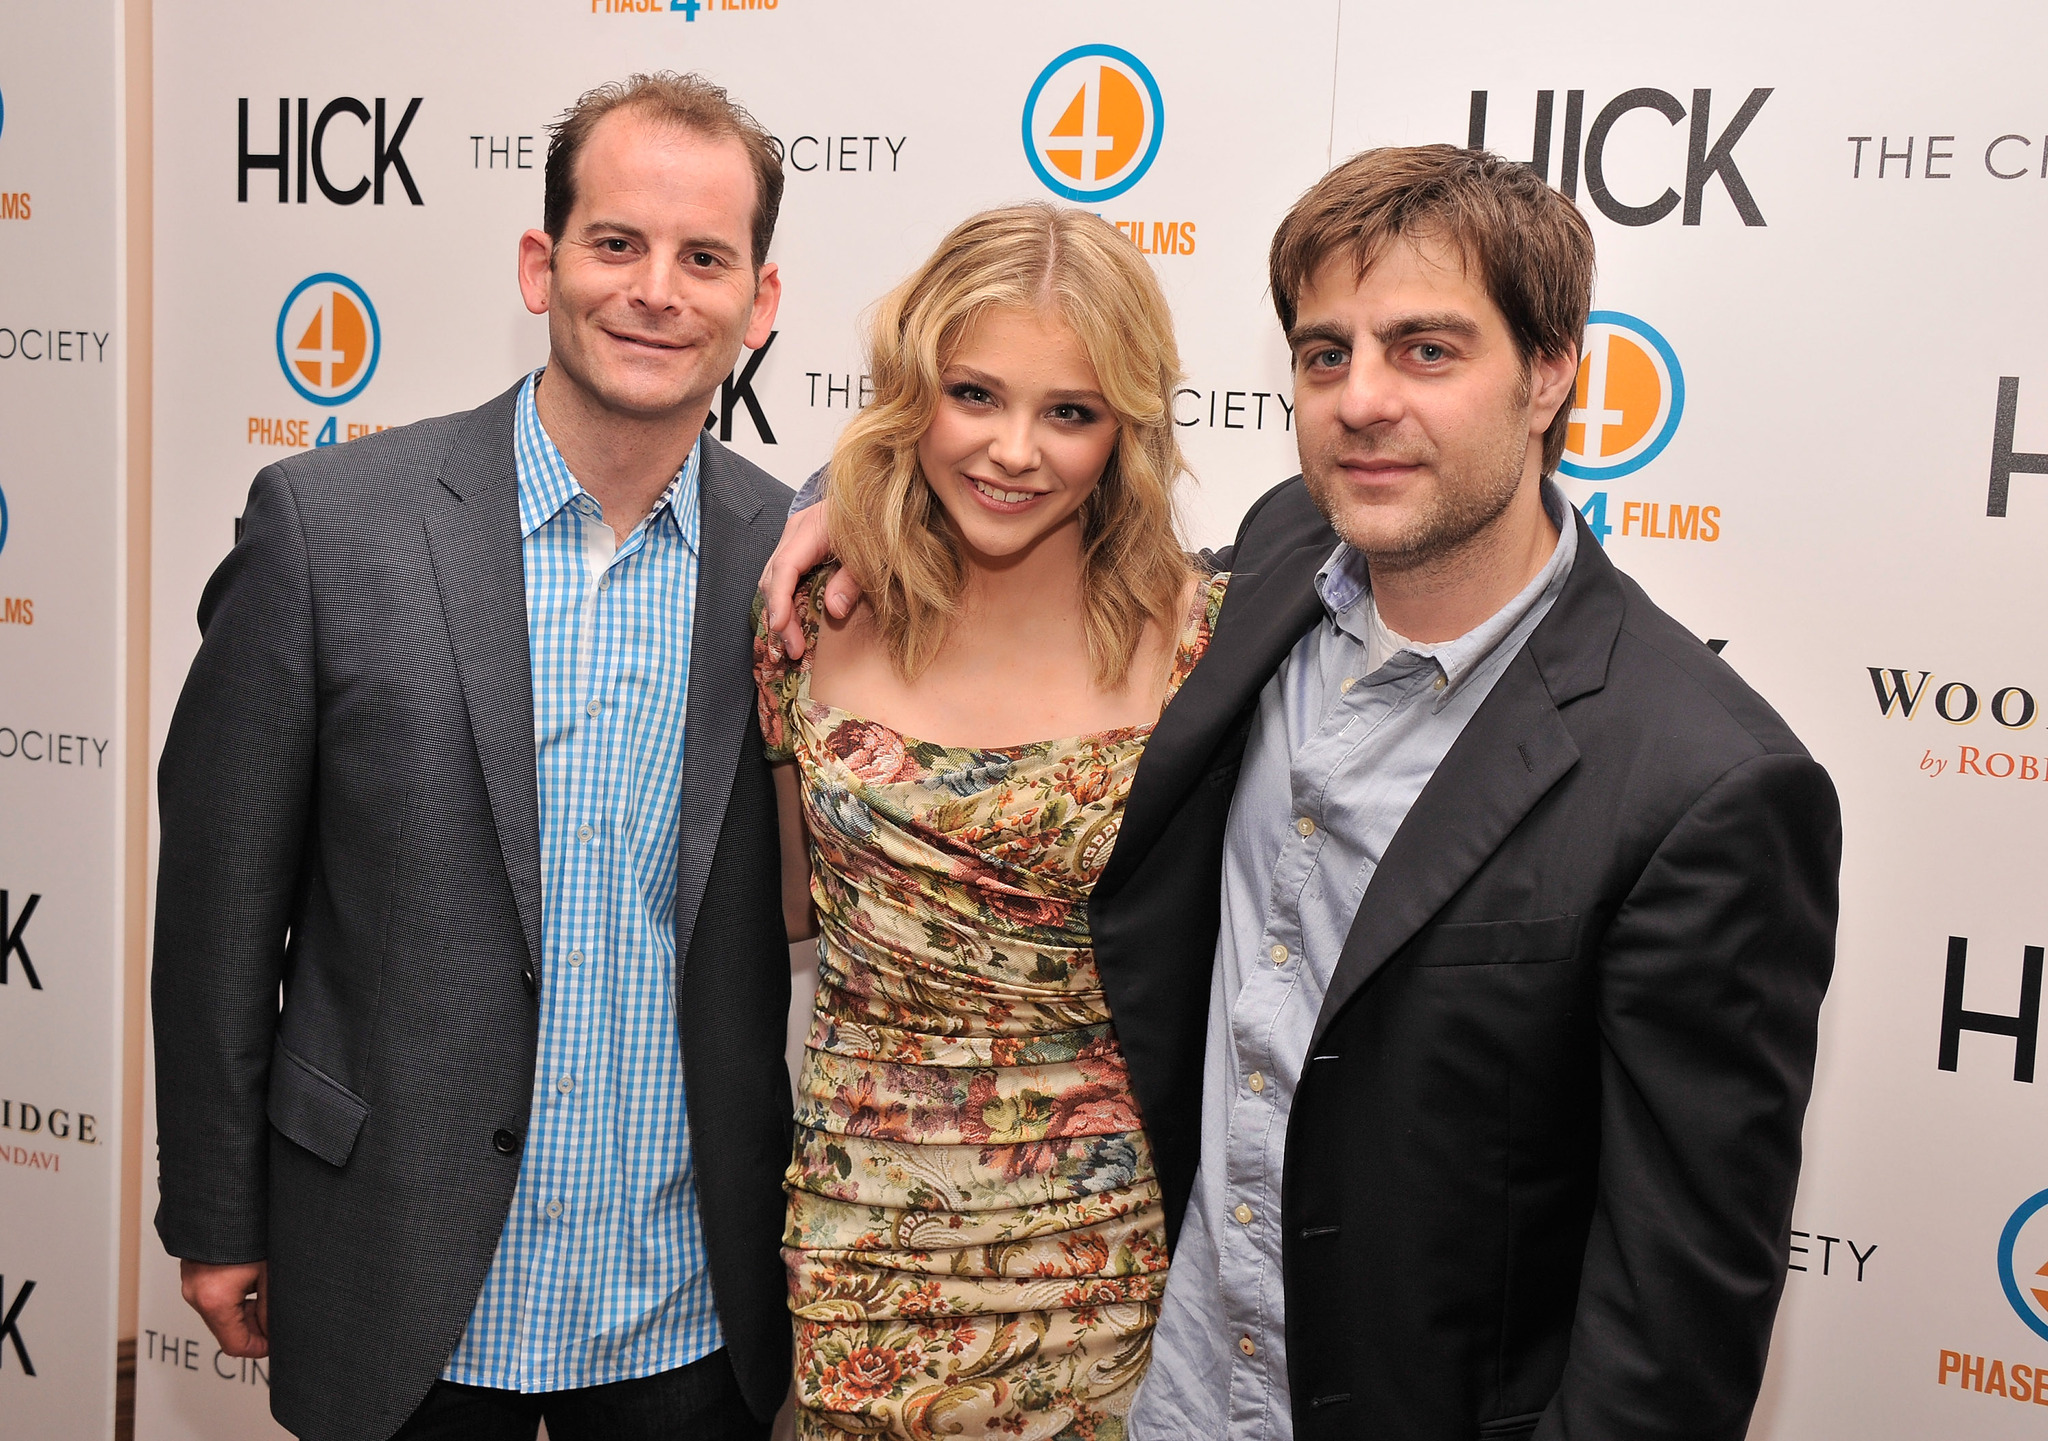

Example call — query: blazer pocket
[1477,1412,1542,1441]
[267,1039,370,1168]
[1406,915,1579,968]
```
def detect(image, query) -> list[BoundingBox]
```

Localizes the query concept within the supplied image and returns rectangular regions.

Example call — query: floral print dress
[753,566,1228,1441]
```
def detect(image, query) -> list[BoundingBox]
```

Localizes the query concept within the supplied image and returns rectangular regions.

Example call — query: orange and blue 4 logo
[2000,1188,2048,1345]
[1563,312,1684,545]
[276,272,380,418]
[1022,45,1164,204]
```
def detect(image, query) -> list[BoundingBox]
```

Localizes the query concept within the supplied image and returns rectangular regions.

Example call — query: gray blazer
[152,381,796,1441]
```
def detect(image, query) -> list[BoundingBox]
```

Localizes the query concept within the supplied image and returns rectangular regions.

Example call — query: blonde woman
[752,204,1226,1441]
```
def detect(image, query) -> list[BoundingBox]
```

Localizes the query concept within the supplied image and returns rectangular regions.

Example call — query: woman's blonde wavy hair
[825,203,1192,687]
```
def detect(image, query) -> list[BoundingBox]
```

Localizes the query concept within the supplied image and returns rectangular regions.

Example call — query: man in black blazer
[1107,149,1840,1441]
[155,75,794,1441]
[763,146,1838,1441]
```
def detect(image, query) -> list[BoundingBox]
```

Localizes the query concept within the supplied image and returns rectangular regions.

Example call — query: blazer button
[521,965,538,995]
[493,1129,522,1155]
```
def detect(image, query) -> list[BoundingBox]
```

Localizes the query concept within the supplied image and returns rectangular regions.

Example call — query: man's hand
[758,502,862,660]
[181,1259,270,1358]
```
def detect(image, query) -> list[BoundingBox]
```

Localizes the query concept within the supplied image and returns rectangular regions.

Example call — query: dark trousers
[388,1348,768,1441]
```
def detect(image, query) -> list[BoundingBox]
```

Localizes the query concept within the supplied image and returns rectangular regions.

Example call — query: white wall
[0,3,132,1437]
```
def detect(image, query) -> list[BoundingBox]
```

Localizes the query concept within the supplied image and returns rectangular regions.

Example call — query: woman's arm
[772,760,818,942]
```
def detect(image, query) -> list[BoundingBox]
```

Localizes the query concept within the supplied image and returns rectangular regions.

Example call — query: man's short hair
[543,72,785,268]
[1269,145,1595,474]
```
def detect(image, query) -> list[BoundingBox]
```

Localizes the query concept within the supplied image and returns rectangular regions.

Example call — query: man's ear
[1529,344,1579,434]
[517,229,555,318]
[744,261,782,351]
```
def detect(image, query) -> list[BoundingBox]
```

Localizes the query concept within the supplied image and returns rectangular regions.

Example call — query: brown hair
[827,203,1192,687]
[1269,145,1594,473]
[543,72,784,267]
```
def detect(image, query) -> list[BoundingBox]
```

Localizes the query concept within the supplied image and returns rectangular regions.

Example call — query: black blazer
[152,383,795,1441]
[1092,478,1840,1441]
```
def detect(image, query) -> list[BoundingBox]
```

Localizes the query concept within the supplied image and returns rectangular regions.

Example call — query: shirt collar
[513,368,702,547]
[1313,478,1579,694]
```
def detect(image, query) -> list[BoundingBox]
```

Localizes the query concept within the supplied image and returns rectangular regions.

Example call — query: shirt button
[598,574,610,590]
[557,1074,575,1093]
[586,698,601,717]
[1239,1336,1256,1357]
[1248,1071,1265,1093]
[1269,943,1289,966]
[1234,1203,1254,1225]
[546,1200,564,1219]
[1340,676,1357,693]
[1295,817,1315,838]
[1433,674,1447,691]
[577,824,594,843]
[568,950,584,968]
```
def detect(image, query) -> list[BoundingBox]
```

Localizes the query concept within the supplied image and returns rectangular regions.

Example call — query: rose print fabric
[754,566,1228,1441]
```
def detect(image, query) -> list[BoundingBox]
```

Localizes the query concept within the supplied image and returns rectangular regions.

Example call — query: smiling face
[916,306,1120,565]
[1288,234,1575,572]
[518,106,779,421]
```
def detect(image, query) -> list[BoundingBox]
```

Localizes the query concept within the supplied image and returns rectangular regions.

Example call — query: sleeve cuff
[789,465,828,515]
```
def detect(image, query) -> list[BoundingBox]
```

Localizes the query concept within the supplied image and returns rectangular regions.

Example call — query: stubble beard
[1303,387,1535,580]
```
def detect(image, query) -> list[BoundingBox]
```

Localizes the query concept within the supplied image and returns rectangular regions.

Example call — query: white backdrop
[0,3,133,1439]
[135,2,2048,1437]
[1325,12,2048,1435]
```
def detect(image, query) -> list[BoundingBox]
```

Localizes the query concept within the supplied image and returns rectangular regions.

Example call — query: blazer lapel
[1308,510,1624,1048]
[674,437,771,958]
[1097,541,1330,899]
[1308,652,1577,1049]
[423,385,543,973]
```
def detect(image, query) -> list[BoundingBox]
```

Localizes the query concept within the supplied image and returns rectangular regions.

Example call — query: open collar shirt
[1132,483,1579,1439]
[443,371,719,1392]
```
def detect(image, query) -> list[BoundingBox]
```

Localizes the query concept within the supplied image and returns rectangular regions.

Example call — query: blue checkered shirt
[443,371,721,1391]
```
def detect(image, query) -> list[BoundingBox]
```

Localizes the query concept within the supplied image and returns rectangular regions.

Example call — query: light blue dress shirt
[443,372,721,1392]
[1132,484,1579,1439]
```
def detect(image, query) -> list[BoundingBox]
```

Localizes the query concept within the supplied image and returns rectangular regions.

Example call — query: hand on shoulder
[760,503,865,660]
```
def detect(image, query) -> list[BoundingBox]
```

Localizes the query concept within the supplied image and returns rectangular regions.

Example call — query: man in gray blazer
[154,74,794,1441]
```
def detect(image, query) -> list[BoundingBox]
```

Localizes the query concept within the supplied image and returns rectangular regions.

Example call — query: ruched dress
[753,567,1227,1441]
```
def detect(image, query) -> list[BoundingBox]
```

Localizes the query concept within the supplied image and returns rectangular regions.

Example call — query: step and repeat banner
[134,2,2048,1438]
[1329,13,2048,1436]
[0,4,133,1440]
[139,3,1334,1433]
